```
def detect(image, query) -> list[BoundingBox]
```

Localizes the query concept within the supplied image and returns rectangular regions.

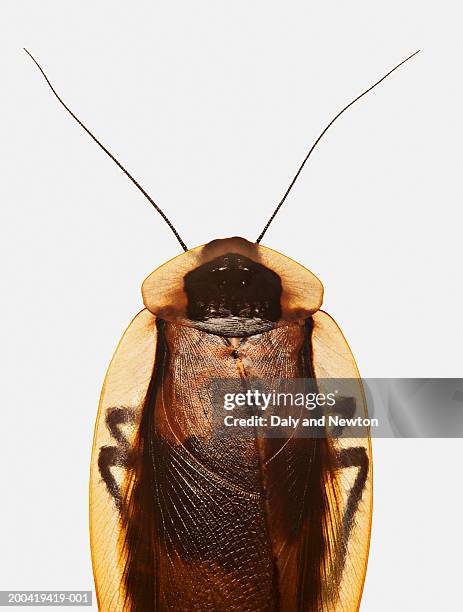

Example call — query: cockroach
[26,49,419,611]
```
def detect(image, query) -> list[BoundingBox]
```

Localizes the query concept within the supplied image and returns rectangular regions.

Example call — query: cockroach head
[142,237,323,337]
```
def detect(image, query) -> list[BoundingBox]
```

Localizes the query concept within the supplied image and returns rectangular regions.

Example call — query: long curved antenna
[24,48,188,252]
[256,50,420,243]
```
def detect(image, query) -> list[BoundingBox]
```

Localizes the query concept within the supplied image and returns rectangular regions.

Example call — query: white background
[1,1,462,610]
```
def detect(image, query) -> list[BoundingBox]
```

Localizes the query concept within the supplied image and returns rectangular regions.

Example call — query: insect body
[91,237,371,611]
[26,49,419,611]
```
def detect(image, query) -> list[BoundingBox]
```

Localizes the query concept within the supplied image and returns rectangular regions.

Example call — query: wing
[312,310,373,612]
[89,308,371,612]
[89,309,157,612]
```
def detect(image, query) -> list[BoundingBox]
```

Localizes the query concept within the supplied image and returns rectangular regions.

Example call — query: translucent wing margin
[89,309,157,611]
[89,308,371,611]
[312,310,373,612]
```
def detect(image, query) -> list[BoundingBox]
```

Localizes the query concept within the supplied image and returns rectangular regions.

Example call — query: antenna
[256,50,420,243]
[24,49,188,252]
